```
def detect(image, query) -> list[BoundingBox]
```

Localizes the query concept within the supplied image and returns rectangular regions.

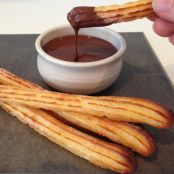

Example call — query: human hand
[152,0,174,44]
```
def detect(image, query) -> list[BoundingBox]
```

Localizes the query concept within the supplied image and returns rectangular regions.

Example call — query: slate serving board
[0,33,174,174]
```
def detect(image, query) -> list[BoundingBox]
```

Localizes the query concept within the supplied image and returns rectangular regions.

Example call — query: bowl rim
[35,24,126,68]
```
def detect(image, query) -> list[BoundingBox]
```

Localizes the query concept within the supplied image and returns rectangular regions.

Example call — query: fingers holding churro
[0,2,172,174]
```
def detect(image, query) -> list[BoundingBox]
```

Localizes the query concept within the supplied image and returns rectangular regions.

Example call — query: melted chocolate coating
[67,7,95,31]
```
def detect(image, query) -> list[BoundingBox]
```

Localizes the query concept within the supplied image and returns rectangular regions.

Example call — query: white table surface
[0,0,174,86]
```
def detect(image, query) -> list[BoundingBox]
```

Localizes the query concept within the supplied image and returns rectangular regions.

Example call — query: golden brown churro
[0,84,172,128]
[57,111,156,157]
[0,69,136,174]
[0,68,156,157]
[67,0,156,29]
[0,101,136,174]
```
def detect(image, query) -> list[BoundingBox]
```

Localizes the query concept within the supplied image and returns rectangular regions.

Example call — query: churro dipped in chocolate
[0,84,172,128]
[67,0,155,30]
[0,69,156,157]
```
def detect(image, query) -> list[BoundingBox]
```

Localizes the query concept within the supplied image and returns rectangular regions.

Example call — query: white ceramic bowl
[35,25,126,94]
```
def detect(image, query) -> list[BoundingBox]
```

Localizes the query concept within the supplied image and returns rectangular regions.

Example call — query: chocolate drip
[67,2,155,61]
[74,29,79,62]
[67,7,98,61]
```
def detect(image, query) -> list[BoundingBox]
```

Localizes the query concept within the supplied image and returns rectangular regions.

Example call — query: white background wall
[0,0,174,85]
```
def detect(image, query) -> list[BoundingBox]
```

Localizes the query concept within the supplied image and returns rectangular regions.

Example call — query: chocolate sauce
[75,30,79,61]
[42,35,117,62]
[67,7,115,61]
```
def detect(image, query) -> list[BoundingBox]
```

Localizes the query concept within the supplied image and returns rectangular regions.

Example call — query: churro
[58,111,156,157]
[0,68,156,157]
[0,85,172,128]
[67,0,155,29]
[0,100,136,174]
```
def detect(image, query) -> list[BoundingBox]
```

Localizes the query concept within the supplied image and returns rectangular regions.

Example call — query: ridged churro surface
[0,101,136,174]
[0,85,172,128]
[0,68,156,157]
[0,68,136,174]
[0,68,173,173]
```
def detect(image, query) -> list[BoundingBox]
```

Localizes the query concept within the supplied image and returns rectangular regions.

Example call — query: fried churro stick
[0,69,136,174]
[57,111,156,157]
[67,0,156,29]
[0,68,156,157]
[0,84,172,128]
[0,101,136,174]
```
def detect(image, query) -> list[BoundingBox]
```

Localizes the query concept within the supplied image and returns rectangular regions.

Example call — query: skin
[152,0,174,45]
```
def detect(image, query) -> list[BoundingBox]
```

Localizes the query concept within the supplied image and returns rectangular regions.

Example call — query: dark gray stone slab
[0,33,174,174]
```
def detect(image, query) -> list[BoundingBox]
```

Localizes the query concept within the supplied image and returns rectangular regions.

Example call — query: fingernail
[169,35,174,45]
[153,0,173,12]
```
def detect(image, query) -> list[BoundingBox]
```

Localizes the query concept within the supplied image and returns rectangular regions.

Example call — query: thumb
[153,0,174,23]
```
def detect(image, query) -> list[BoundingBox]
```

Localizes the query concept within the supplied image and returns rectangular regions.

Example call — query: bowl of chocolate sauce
[35,25,126,94]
